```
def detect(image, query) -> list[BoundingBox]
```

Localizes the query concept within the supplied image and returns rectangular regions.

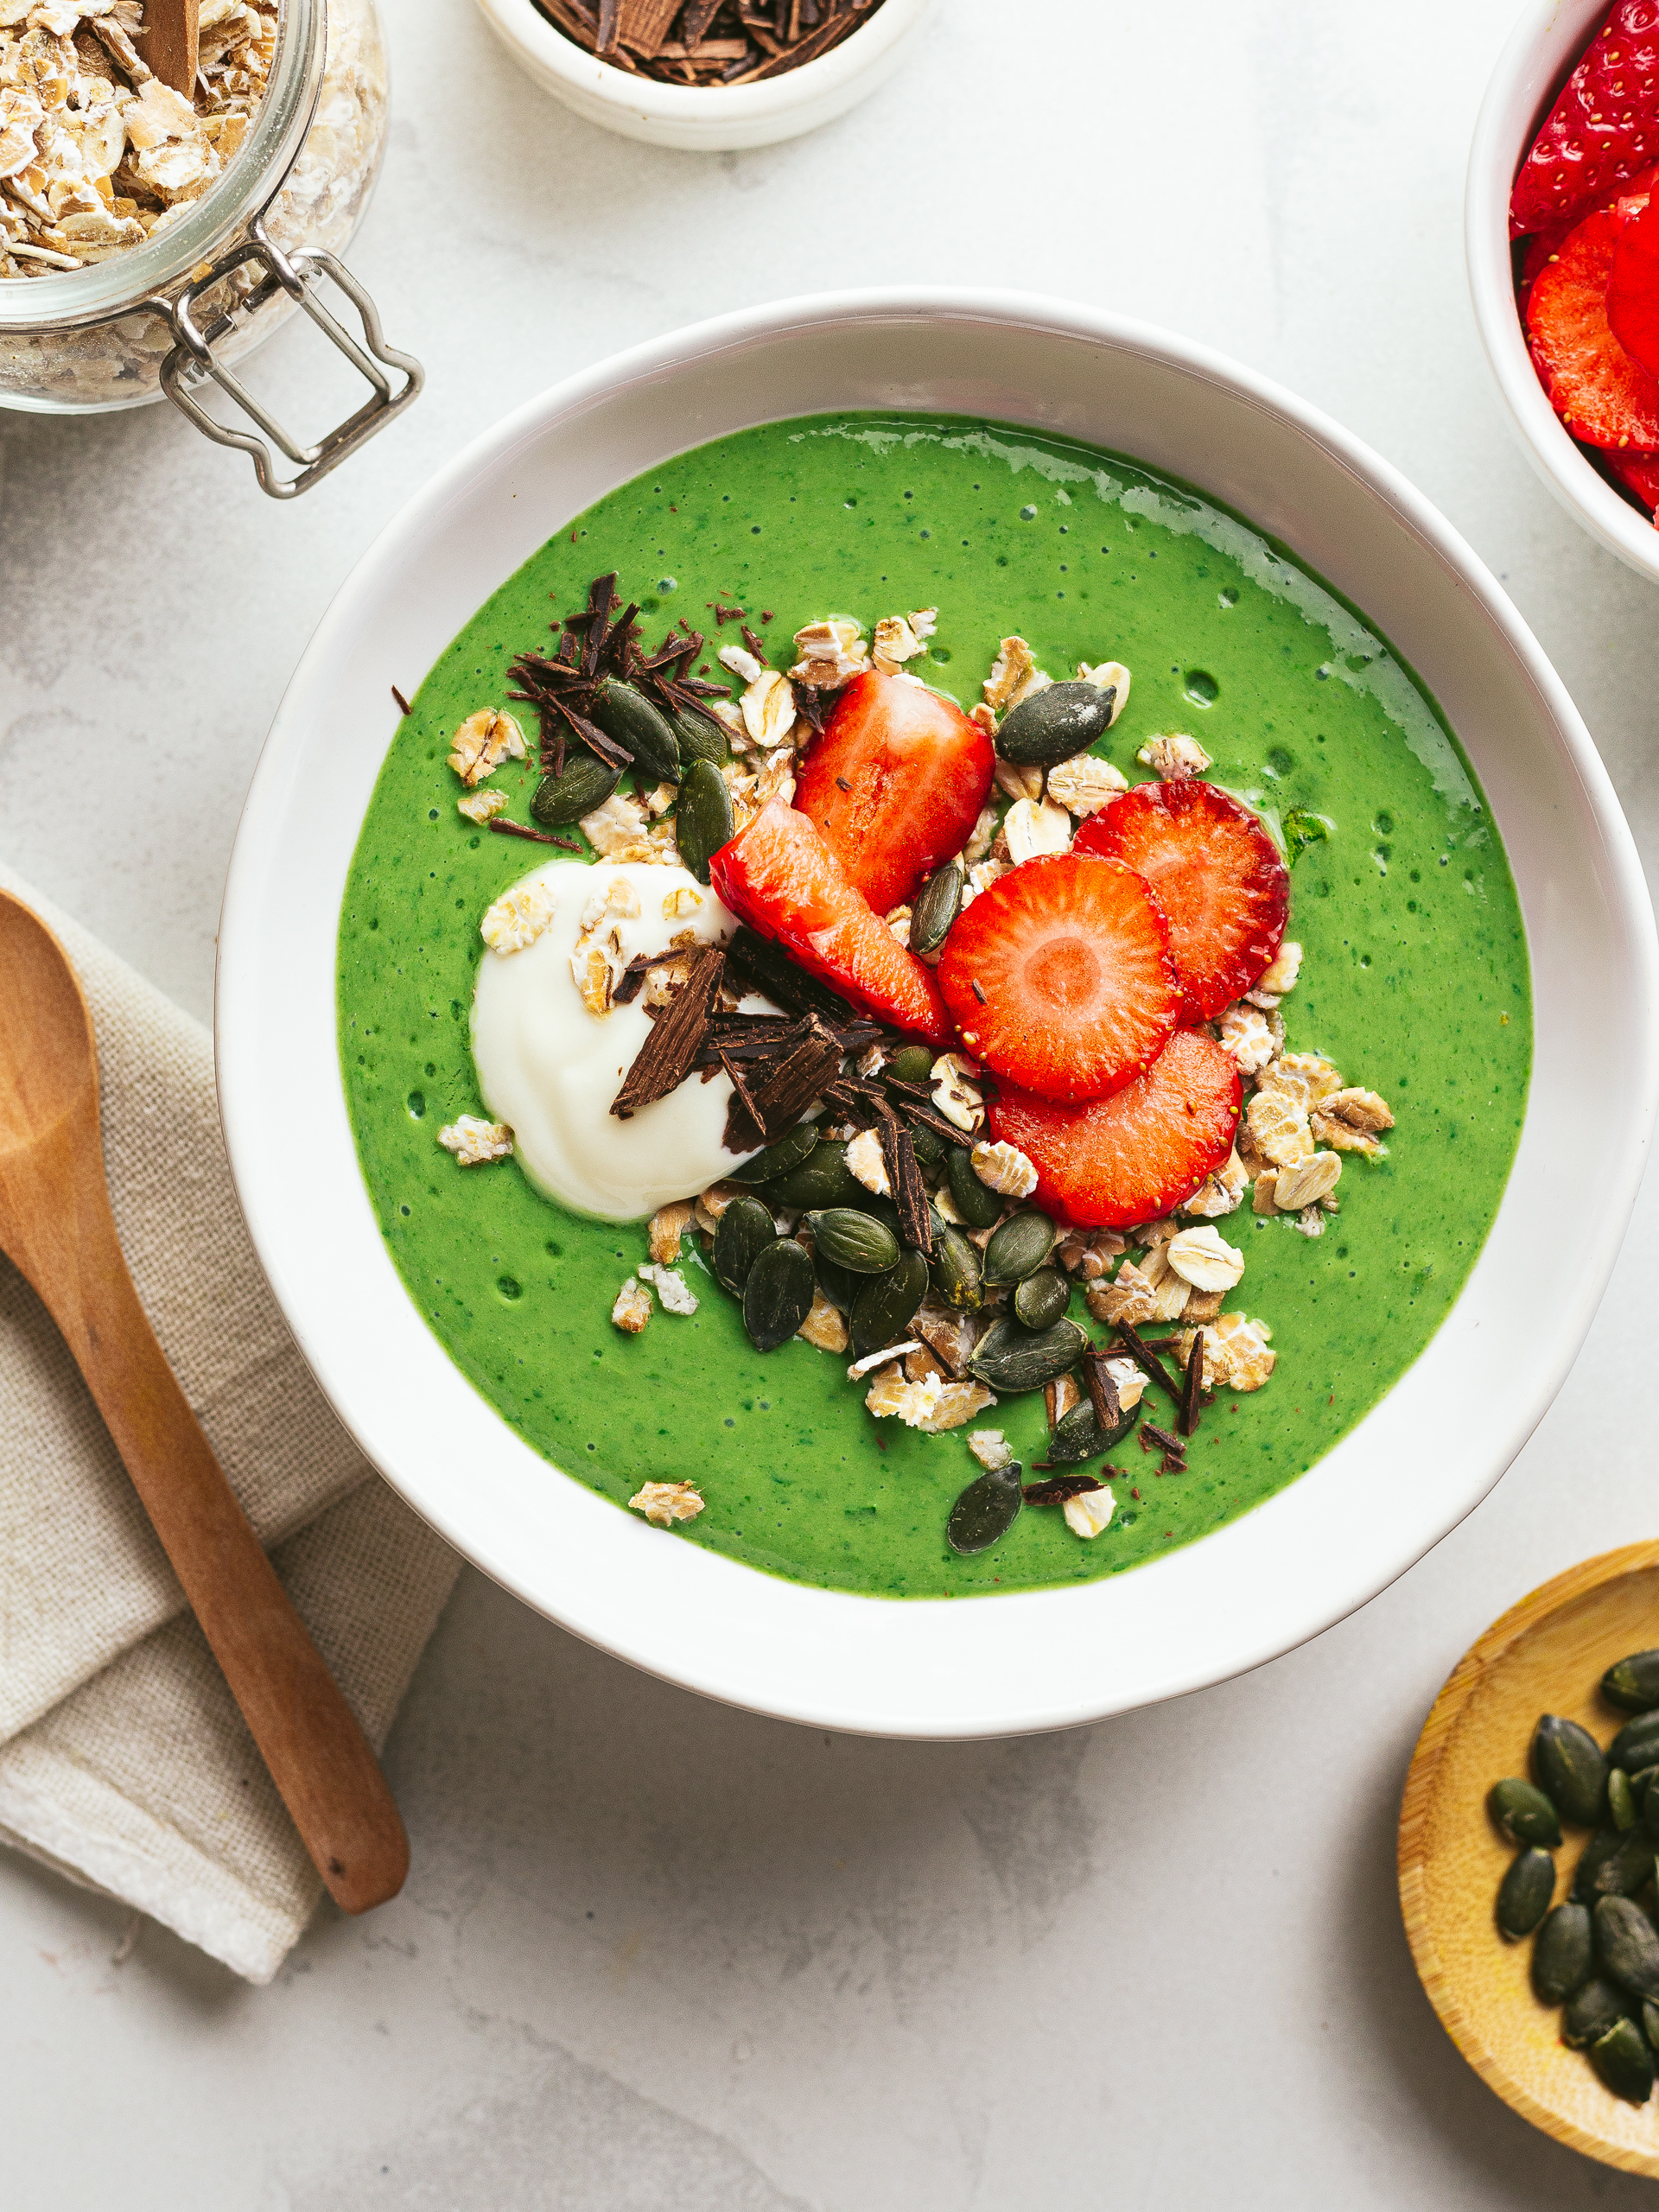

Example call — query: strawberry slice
[709,798,950,1046]
[1608,448,1659,512]
[1510,1,1659,241]
[988,1030,1242,1231]
[1528,208,1659,446]
[937,854,1179,1103]
[1610,189,1659,375]
[794,671,995,915]
[1073,780,1288,1024]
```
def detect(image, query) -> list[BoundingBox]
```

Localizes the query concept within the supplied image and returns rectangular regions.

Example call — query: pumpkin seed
[1014,1267,1069,1330]
[1575,1825,1656,1902]
[1042,1398,1135,1465]
[1611,1770,1639,1832]
[983,1209,1058,1286]
[713,1195,778,1294]
[669,702,729,772]
[1535,1713,1609,1827]
[946,1465,1023,1554]
[969,1314,1088,1394]
[1643,1999,1659,2050]
[815,1252,861,1313]
[1644,1770,1659,1843]
[592,679,681,784]
[728,1118,820,1185]
[1596,1895,1659,1998]
[1605,1650,1659,1714]
[1488,1777,1563,1850]
[1497,1847,1555,1939]
[887,1046,936,1087]
[1534,1902,1594,2005]
[1611,1713,1659,1777]
[1564,1976,1628,2048]
[995,679,1117,766]
[930,1225,983,1311]
[1592,2015,1657,2104]
[807,1207,902,1275]
[762,1140,864,1211]
[741,1236,815,1354]
[676,758,734,885]
[912,861,963,955]
[910,1122,946,1172]
[531,754,622,825]
[948,1143,1003,1229]
[850,1250,931,1357]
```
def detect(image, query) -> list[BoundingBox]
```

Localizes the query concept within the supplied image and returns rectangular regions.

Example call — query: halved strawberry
[1520,224,1572,306]
[793,671,995,915]
[1610,189,1659,376]
[1528,208,1659,447]
[937,854,1179,1103]
[1510,1,1659,241]
[1608,448,1659,513]
[988,1030,1242,1231]
[709,798,950,1046]
[1073,780,1288,1024]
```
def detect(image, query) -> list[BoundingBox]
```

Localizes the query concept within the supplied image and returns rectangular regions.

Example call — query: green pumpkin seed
[1610,1713,1659,1777]
[969,1314,1087,1394]
[850,1250,931,1358]
[1489,1777,1563,1850]
[1565,1976,1628,2048]
[1574,1827,1656,1902]
[713,1196,778,1294]
[815,1252,861,1313]
[728,1118,820,1185]
[948,1144,1003,1229]
[1643,1999,1659,2050]
[910,1122,946,1172]
[1534,1902,1594,2005]
[1596,1895,1659,1998]
[1643,1770,1659,1843]
[1497,1847,1555,1939]
[946,1466,1023,1554]
[983,1209,1058,1286]
[591,679,681,783]
[762,1139,865,1211]
[1592,2015,1657,2104]
[912,861,963,955]
[1612,1770,1639,1832]
[741,1236,815,1354]
[676,758,734,885]
[995,680,1117,766]
[806,1207,901,1274]
[1535,1713,1609,1827]
[1605,1650,1659,1714]
[1042,1398,1136,1465]
[930,1225,983,1311]
[887,1045,936,1087]
[1014,1268,1070,1330]
[669,702,729,772]
[531,754,622,825]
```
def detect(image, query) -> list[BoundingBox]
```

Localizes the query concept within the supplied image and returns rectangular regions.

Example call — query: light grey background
[3,0,1657,2203]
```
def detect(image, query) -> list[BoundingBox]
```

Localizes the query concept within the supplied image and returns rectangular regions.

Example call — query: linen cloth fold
[0,863,460,1982]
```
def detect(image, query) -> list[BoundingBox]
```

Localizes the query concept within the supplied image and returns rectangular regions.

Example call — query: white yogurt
[471,859,763,1219]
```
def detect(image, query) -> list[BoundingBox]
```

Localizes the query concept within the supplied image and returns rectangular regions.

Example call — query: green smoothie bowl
[215,293,1658,1738]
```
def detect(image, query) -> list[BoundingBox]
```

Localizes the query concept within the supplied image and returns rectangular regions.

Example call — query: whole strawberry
[1510,0,1659,241]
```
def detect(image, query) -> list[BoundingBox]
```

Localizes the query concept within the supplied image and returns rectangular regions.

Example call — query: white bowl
[473,0,935,152]
[217,289,1659,1739]
[1468,0,1659,580]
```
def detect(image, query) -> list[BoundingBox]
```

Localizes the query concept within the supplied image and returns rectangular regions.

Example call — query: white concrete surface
[5,1,1659,2202]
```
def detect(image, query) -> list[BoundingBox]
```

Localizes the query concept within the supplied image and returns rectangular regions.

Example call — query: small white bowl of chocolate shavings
[474,0,936,151]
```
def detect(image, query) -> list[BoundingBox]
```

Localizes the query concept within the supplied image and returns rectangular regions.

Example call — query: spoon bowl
[0,899,98,1148]
[1400,1541,1659,2176]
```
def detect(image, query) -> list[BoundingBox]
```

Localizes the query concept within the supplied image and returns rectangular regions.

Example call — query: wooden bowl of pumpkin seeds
[1401,1541,1659,2175]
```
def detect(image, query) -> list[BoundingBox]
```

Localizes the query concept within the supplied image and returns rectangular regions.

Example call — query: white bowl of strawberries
[1470,0,1659,576]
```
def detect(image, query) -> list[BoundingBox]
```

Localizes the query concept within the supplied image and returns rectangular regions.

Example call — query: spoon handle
[34,1121,409,1916]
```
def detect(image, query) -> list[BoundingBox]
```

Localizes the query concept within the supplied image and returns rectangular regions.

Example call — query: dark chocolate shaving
[721,1014,842,1151]
[1081,1349,1121,1435]
[611,945,723,1119]
[487,818,581,850]
[877,1111,933,1256]
[1179,1332,1204,1437]
[1113,1321,1184,1403]
[741,624,768,664]
[1140,1422,1186,1465]
[792,682,826,735]
[391,684,412,715]
[1022,1473,1105,1503]
[722,925,862,1031]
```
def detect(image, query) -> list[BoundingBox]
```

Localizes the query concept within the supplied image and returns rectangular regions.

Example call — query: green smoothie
[337,412,1532,1598]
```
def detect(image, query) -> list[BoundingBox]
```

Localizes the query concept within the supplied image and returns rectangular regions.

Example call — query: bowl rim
[473,0,931,116]
[217,286,1659,1738]
[1465,0,1659,581]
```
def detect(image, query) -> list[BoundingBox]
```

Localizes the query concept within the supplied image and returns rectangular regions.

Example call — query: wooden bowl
[1400,1541,1659,2176]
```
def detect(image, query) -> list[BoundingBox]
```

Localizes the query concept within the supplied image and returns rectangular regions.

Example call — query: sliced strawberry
[1073,780,1288,1024]
[937,854,1179,1104]
[1610,188,1659,375]
[988,1030,1242,1231]
[709,798,950,1046]
[1608,448,1659,512]
[1528,208,1659,446]
[793,671,995,915]
[1510,1,1659,240]
[1519,223,1572,306]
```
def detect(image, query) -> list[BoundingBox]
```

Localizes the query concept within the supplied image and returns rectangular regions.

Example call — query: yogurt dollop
[471,860,761,1220]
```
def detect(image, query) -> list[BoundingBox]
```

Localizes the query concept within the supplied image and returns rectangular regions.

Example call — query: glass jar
[0,0,420,495]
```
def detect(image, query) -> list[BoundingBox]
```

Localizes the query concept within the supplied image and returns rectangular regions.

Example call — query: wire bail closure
[153,212,423,499]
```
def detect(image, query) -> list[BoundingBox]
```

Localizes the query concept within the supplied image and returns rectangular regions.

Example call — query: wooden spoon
[0,891,408,1916]
[1400,1541,1659,2177]
[138,0,199,99]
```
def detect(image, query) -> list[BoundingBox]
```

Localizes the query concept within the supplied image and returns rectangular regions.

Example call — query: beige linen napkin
[0,863,460,1983]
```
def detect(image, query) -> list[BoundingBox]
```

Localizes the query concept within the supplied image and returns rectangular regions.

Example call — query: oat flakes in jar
[0,0,420,495]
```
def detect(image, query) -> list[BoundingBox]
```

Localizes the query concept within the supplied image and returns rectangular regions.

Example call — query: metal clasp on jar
[146,211,422,499]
